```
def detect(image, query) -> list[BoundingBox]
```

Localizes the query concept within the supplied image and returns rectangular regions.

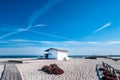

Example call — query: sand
[16,58,104,80]
[0,58,119,80]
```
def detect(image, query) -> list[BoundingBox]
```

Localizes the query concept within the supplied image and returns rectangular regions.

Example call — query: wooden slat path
[1,64,22,80]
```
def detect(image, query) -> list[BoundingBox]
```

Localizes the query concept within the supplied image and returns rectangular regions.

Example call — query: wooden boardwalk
[1,64,22,80]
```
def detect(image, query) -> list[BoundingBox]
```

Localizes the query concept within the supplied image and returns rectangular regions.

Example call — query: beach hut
[44,48,69,60]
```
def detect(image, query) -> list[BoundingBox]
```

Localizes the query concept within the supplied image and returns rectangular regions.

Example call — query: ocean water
[68,55,87,58]
[0,55,120,59]
[69,55,120,59]
[111,57,120,58]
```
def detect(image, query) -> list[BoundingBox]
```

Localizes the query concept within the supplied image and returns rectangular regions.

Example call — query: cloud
[93,22,111,34]
[4,39,120,49]
[108,41,120,45]
[86,42,99,44]
[10,39,32,42]
[0,47,46,55]
[1,40,120,55]
[34,24,47,27]
[5,39,120,46]
[17,28,27,32]
[0,42,120,55]
[6,39,100,47]
[0,41,8,43]
[0,41,98,55]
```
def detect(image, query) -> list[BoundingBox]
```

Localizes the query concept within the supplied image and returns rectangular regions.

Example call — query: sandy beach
[0,58,120,80]
[16,58,120,80]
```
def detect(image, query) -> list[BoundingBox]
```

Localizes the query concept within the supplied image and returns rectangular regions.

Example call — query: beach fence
[96,62,120,80]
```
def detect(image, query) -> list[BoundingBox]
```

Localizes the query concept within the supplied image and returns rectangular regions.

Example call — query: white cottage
[44,48,69,60]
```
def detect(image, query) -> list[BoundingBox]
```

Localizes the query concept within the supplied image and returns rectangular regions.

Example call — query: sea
[0,55,119,59]
[0,55,94,58]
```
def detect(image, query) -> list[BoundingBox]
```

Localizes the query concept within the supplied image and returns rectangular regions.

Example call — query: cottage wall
[57,51,68,60]
[48,49,57,59]
[45,48,68,60]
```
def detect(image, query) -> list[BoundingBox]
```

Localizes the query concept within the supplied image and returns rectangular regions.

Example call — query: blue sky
[0,0,120,55]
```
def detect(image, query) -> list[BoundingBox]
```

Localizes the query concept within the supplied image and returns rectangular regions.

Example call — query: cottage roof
[45,48,68,52]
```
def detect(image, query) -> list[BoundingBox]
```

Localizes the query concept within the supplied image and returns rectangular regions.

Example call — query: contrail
[26,0,63,30]
[0,0,70,41]
[27,30,71,40]
[0,31,20,39]
[0,26,27,39]
[93,22,111,34]
[0,28,71,40]
[0,0,63,39]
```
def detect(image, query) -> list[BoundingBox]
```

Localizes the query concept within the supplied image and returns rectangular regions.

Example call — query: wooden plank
[1,64,22,80]
[96,64,103,80]
[8,60,23,63]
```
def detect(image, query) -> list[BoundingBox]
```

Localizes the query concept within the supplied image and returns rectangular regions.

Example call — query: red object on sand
[41,64,64,75]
